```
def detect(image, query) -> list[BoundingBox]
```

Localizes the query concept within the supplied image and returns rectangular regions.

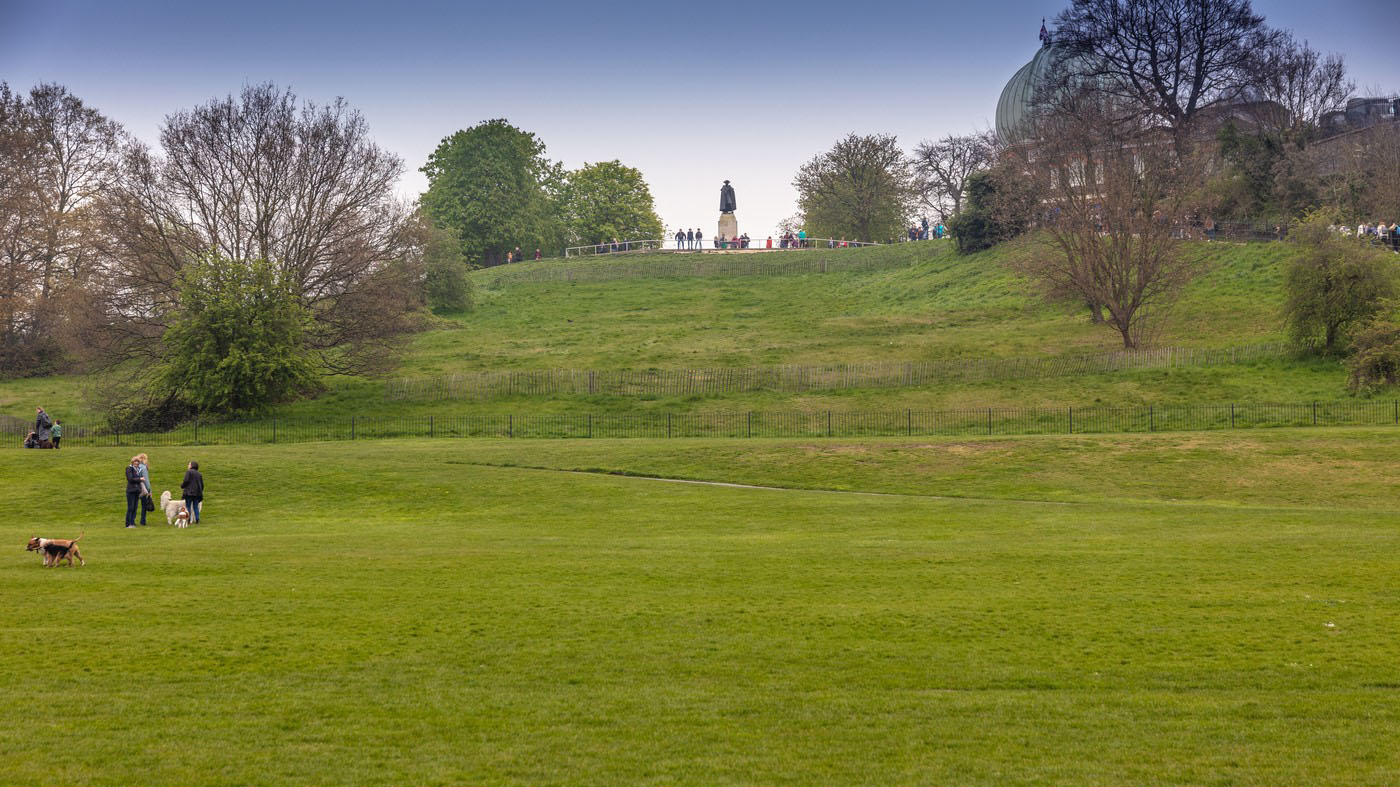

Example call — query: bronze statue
[719,180,736,213]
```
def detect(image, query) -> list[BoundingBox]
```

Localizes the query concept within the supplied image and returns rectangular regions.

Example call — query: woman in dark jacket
[125,456,146,528]
[181,461,204,524]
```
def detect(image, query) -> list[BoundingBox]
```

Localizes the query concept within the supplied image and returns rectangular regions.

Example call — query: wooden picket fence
[384,342,1295,402]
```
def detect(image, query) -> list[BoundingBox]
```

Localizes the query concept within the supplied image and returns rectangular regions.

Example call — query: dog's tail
[73,532,84,542]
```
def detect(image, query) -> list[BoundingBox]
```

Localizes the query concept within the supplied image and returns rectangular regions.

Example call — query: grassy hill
[6,429,1400,782]
[0,237,1357,424]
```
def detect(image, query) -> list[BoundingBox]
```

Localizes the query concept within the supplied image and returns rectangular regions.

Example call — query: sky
[3,0,1396,241]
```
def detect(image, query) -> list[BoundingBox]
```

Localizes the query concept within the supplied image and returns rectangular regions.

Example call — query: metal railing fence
[5,400,1398,448]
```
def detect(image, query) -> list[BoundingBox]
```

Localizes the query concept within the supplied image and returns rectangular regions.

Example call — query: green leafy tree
[793,133,915,243]
[1346,315,1400,393]
[559,160,663,246]
[156,255,319,415]
[1284,211,1396,354]
[419,119,563,267]
[418,219,474,312]
[948,166,1034,254]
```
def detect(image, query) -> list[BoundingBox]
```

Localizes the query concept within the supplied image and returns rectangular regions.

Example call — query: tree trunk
[1088,302,1104,323]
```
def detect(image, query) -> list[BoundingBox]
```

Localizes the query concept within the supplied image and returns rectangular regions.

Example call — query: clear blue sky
[3,0,1395,238]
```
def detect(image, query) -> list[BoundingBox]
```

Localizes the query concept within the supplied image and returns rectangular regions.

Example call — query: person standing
[686,228,694,249]
[181,460,204,525]
[35,407,52,447]
[534,248,542,260]
[135,453,152,524]
[695,230,704,249]
[125,456,145,528]
[675,228,685,249]
[51,419,62,450]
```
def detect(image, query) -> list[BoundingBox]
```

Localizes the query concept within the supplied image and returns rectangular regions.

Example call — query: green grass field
[6,431,1400,783]
[2,238,1351,426]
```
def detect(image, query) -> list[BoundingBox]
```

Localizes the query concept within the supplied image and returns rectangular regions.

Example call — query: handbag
[141,493,155,513]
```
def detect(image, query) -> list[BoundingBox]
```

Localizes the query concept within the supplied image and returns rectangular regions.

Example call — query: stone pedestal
[717,212,738,244]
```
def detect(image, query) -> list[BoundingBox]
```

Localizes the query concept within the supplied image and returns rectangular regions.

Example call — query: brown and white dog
[174,506,190,528]
[26,533,85,567]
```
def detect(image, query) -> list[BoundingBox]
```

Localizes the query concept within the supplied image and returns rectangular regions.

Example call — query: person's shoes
[125,525,135,529]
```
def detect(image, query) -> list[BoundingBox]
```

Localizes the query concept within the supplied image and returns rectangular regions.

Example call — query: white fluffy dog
[160,490,187,527]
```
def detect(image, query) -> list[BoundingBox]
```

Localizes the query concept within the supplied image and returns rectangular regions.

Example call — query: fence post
[906,409,911,437]
[509,414,513,438]
[1230,403,1235,429]
[827,410,832,437]
[194,418,199,444]
[430,415,434,438]
[1312,401,1317,426]
[351,416,356,440]
[747,411,753,438]
[588,414,593,438]
[667,412,672,438]
[1149,405,1154,432]
[1068,406,1073,434]
[987,408,993,436]
[589,371,596,395]
[272,417,277,444]
[1395,400,1397,425]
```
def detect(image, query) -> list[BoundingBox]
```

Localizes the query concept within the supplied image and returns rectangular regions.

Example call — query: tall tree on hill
[1012,88,1208,348]
[91,83,419,377]
[912,131,996,221]
[420,119,564,267]
[793,133,916,243]
[1053,0,1283,151]
[1249,34,1352,144]
[559,160,663,247]
[0,83,125,375]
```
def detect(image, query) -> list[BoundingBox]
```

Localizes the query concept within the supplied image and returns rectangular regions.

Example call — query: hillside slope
[0,238,1353,422]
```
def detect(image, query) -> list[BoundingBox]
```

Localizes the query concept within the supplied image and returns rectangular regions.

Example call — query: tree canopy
[559,160,663,247]
[793,133,915,243]
[420,119,563,267]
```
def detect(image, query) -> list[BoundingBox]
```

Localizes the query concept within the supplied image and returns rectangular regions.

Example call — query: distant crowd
[1335,222,1400,253]
[904,218,948,241]
[503,246,543,263]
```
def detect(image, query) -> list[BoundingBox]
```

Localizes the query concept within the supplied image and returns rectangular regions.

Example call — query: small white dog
[159,490,187,527]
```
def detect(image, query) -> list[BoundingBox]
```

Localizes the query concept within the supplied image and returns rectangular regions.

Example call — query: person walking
[51,419,62,450]
[181,460,204,525]
[125,456,145,528]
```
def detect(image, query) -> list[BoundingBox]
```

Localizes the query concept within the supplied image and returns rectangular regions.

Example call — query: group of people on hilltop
[22,406,61,449]
[123,453,205,528]
[596,238,635,254]
[674,228,706,249]
[777,231,807,249]
[906,218,947,241]
[716,234,750,249]
[1337,222,1400,253]
[503,247,542,263]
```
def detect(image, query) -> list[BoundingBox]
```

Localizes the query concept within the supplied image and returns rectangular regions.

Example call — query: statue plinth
[717,212,738,243]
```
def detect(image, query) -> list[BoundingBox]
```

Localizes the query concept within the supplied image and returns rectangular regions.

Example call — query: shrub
[1283,210,1396,355]
[1347,317,1400,393]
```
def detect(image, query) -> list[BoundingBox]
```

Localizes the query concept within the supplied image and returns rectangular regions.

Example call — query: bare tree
[793,132,916,243]
[1251,33,1353,141]
[912,131,996,221]
[1013,90,1207,348]
[93,83,417,374]
[0,83,124,374]
[1053,0,1283,150]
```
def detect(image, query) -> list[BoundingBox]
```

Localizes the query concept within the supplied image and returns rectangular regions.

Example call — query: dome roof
[996,43,1069,143]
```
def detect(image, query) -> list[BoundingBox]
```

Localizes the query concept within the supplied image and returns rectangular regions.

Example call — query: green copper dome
[996,43,1068,143]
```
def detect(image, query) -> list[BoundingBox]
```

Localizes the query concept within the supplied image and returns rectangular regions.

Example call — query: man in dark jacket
[125,458,145,528]
[181,461,204,524]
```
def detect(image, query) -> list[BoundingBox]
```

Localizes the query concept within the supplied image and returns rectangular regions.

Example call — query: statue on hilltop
[719,180,736,213]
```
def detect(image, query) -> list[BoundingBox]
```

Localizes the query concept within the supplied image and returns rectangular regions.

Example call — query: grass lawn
[0,238,1358,425]
[4,431,1400,783]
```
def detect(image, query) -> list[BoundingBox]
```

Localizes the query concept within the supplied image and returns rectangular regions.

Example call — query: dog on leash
[159,491,187,526]
[26,534,85,567]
